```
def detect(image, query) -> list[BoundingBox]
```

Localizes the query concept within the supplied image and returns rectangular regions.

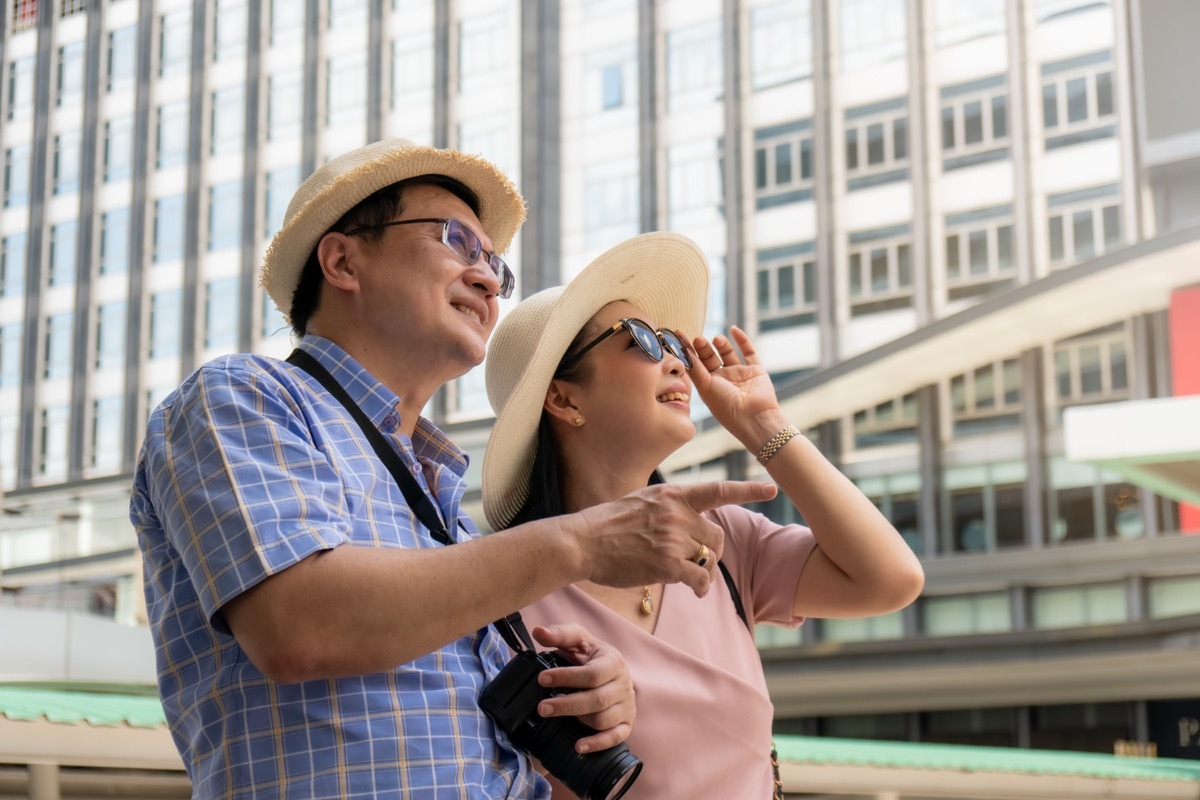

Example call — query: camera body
[479,649,643,800]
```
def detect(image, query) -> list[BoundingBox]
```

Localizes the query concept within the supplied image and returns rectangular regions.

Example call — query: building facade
[2,0,1199,763]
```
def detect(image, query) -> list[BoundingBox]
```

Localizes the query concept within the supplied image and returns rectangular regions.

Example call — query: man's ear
[316,232,359,292]
[544,379,582,425]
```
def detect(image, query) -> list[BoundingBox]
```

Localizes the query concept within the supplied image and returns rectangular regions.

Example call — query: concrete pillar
[28,763,60,800]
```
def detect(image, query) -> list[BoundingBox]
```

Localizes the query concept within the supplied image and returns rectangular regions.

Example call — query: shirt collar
[297,334,468,472]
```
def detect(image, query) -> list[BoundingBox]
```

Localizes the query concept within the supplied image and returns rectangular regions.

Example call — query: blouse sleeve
[708,504,818,628]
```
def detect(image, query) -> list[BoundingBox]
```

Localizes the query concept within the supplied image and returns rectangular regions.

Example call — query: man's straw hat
[260,138,526,321]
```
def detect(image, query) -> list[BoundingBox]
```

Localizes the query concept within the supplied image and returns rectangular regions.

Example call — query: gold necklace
[640,585,653,615]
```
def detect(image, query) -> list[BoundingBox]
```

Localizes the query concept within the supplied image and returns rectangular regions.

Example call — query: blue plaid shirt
[131,336,547,799]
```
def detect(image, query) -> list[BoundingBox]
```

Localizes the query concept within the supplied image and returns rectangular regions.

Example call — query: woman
[482,232,924,799]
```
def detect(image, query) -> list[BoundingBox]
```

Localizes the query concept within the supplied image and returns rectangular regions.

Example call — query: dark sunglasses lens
[659,329,692,368]
[627,320,664,361]
[445,219,483,262]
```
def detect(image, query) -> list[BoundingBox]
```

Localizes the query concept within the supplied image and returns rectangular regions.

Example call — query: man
[130,139,775,799]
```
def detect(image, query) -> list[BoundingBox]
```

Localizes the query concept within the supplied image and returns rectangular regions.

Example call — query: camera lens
[521,714,642,800]
[479,650,643,800]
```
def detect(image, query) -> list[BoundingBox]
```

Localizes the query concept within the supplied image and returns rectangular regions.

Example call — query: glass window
[1042,83,1058,129]
[54,131,82,195]
[154,194,186,262]
[91,396,124,471]
[945,233,960,278]
[205,277,240,351]
[157,101,189,169]
[750,0,812,89]
[108,26,138,93]
[0,410,16,485]
[329,0,368,28]
[391,32,434,103]
[327,54,367,126]
[1148,575,1200,619]
[845,103,909,180]
[44,312,75,380]
[1102,204,1121,248]
[1072,209,1095,260]
[149,290,182,358]
[994,483,1025,548]
[213,0,248,60]
[823,611,905,642]
[268,70,303,141]
[271,0,305,44]
[211,84,245,155]
[0,323,23,389]
[57,42,85,107]
[991,94,1008,138]
[924,592,1012,635]
[100,208,131,275]
[666,20,723,110]
[1065,76,1088,123]
[847,234,913,305]
[266,166,302,237]
[1032,583,1126,629]
[159,9,192,77]
[95,301,127,370]
[459,11,509,91]
[1048,215,1065,261]
[4,144,31,207]
[867,122,886,164]
[840,0,907,71]
[1095,71,1114,116]
[208,180,243,251]
[601,63,624,110]
[49,221,78,287]
[104,116,134,181]
[1,233,27,297]
[39,406,70,478]
[6,57,35,122]
[584,165,639,247]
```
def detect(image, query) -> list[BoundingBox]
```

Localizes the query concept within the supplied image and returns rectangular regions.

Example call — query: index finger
[680,480,777,512]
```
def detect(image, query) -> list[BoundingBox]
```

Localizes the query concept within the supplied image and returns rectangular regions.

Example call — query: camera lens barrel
[479,650,643,800]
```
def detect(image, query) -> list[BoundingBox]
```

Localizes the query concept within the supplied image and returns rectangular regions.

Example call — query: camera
[479,649,643,800]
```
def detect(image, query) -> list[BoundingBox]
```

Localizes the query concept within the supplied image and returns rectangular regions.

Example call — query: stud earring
[572,416,584,427]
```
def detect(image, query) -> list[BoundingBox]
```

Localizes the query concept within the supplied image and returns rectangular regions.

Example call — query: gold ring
[691,544,711,568]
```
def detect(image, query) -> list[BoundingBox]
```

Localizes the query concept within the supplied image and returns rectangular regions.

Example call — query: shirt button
[411,463,421,475]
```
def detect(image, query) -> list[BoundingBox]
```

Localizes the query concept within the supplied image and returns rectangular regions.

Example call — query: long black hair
[505,323,664,529]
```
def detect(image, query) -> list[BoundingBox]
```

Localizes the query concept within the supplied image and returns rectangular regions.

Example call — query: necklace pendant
[640,586,654,616]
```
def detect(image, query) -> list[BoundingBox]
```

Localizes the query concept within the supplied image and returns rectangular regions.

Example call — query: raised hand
[689,327,784,437]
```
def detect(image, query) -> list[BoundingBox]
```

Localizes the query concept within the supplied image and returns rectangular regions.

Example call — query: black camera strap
[286,349,536,654]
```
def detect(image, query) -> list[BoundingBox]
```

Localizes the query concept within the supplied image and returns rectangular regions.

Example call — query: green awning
[0,685,166,729]
[775,735,1200,783]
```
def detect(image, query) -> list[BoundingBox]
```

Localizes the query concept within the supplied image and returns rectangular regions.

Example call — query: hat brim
[482,232,710,531]
[260,139,526,323]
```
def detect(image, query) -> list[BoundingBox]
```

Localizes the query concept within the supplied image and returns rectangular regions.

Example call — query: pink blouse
[520,505,818,800]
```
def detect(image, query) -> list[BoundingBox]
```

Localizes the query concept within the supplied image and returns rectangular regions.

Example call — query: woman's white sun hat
[482,232,710,531]
[260,138,527,323]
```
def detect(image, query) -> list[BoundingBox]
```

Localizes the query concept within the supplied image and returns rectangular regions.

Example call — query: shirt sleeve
[143,360,351,630]
[710,504,818,628]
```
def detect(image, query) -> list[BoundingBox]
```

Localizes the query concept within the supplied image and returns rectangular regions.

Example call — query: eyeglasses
[344,217,515,299]
[558,318,693,372]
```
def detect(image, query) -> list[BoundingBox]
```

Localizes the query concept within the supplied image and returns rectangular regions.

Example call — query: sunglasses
[559,318,693,372]
[344,217,515,299]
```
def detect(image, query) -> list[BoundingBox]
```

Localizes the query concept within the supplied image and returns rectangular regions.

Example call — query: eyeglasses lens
[445,219,514,299]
